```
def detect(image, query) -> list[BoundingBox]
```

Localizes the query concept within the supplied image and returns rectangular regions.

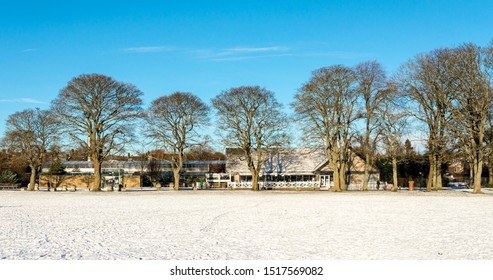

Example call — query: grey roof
[226,148,327,175]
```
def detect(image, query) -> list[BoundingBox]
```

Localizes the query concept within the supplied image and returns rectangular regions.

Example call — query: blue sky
[1,0,492,150]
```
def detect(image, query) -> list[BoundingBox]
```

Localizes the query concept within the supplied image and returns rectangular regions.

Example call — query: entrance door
[320,175,330,188]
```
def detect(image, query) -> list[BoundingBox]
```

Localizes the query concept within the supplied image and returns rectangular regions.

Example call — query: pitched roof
[226,148,327,175]
[226,147,379,175]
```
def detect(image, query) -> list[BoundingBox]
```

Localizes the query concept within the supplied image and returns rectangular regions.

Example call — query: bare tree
[51,74,143,191]
[66,145,90,161]
[292,65,359,192]
[377,85,409,192]
[485,112,493,187]
[355,60,387,191]
[212,86,289,191]
[2,108,59,190]
[145,92,209,190]
[444,43,493,194]
[396,48,454,191]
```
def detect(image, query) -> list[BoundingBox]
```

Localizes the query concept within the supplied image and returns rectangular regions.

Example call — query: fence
[0,184,21,190]
[229,181,381,191]
[228,181,320,190]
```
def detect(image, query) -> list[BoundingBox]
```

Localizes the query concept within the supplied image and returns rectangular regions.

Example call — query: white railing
[228,181,320,189]
[263,181,320,189]
[228,181,380,190]
[228,182,254,189]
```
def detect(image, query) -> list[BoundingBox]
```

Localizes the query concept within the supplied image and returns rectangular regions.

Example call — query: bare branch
[51,74,143,191]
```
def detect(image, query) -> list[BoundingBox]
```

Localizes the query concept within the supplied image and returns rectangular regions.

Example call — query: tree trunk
[339,163,347,192]
[426,153,434,192]
[172,170,180,191]
[473,158,483,194]
[93,158,102,191]
[473,120,485,194]
[28,165,37,191]
[436,155,443,191]
[431,155,438,191]
[332,166,341,192]
[172,150,184,191]
[362,162,369,191]
[391,157,398,192]
[251,170,260,191]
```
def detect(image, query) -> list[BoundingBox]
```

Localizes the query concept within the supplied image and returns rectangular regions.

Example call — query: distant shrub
[48,159,66,175]
[0,169,18,184]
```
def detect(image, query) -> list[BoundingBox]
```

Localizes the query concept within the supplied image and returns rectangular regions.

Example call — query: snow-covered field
[1,190,493,260]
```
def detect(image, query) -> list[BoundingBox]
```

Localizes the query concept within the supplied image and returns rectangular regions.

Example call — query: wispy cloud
[120,44,373,61]
[222,46,289,54]
[20,48,37,53]
[210,53,293,62]
[194,46,291,61]
[0,98,46,104]
[192,45,373,61]
[122,46,176,53]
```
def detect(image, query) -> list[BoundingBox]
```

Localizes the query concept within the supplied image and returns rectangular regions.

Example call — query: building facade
[40,149,379,191]
[226,148,380,190]
[41,160,225,190]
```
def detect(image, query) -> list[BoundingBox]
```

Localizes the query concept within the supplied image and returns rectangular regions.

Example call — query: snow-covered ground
[1,190,493,260]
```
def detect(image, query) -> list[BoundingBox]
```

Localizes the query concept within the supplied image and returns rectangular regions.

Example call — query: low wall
[124,175,141,189]
[40,175,95,190]
[39,174,142,190]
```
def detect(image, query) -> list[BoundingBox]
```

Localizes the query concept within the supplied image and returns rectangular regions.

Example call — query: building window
[240,176,252,182]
